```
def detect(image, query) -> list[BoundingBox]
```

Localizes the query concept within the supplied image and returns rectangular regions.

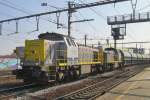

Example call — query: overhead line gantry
[0,0,130,23]
[107,12,150,25]
[0,0,130,37]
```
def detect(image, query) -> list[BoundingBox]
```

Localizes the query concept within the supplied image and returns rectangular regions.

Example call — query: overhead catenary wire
[0,1,30,15]
[0,36,23,43]
[78,0,107,21]
[78,0,130,44]
[77,0,109,39]
[112,5,137,42]
[0,0,131,38]
[0,11,19,34]
[72,15,112,40]
[76,11,104,37]
[0,11,15,18]
[78,0,137,46]
[0,0,129,23]
[0,0,66,29]
[78,11,98,31]
[0,0,130,37]
[0,1,43,38]
[136,1,150,12]
[111,0,139,42]
[0,1,66,36]
[1,0,65,27]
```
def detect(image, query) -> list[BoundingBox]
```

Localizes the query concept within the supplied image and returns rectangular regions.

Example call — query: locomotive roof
[38,32,73,41]
[105,48,117,51]
[105,48,119,54]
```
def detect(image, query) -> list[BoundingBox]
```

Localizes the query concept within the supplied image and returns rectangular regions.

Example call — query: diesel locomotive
[13,32,150,84]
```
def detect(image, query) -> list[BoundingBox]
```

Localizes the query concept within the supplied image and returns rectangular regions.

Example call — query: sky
[0,0,150,55]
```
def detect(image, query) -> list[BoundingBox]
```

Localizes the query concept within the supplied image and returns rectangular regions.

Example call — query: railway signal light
[111,24,126,48]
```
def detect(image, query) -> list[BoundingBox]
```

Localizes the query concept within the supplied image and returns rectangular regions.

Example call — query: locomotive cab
[104,48,123,70]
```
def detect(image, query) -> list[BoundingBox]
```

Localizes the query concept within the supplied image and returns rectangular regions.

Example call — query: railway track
[0,75,20,85]
[0,83,37,100]
[56,65,146,100]
[0,75,16,79]
[0,69,20,85]
[0,70,13,76]
[0,65,146,100]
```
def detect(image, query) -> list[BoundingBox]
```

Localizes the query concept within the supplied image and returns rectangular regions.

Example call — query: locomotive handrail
[56,49,67,67]
[55,48,103,66]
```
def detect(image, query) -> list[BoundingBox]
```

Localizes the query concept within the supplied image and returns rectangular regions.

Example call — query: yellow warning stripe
[58,62,102,67]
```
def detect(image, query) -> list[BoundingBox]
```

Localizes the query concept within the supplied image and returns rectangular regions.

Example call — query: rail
[56,65,146,100]
[0,83,37,100]
[0,83,36,93]
[0,75,17,84]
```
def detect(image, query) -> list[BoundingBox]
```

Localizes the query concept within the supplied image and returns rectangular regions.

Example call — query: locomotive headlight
[35,62,39,66]
[20,62,23,65]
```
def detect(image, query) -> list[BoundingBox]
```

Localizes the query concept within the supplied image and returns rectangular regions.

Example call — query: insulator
[56,12,61,28]
[15,21,19,33]
[36,16,40,31]
[0,23,2,35]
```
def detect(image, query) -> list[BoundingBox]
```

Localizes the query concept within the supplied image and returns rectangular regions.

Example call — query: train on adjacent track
[13,32,150,84]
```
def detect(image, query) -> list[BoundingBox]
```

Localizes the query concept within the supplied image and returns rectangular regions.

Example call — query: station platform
[96,66,150,100]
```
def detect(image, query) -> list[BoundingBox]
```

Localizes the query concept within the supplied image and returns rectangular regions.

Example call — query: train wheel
[91,66,95,74]
[95,65,101,73]
[76,67,81,79]
[56,71,64,82]
[69,67,76,80]
[64,70,70,82]
[91,66,98,75]
[102,64,106,73]
[39,71,48,84]
[109,64,114,71]
[99,65,103,73]
[23,78,31,84]
[72,68,78,80]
